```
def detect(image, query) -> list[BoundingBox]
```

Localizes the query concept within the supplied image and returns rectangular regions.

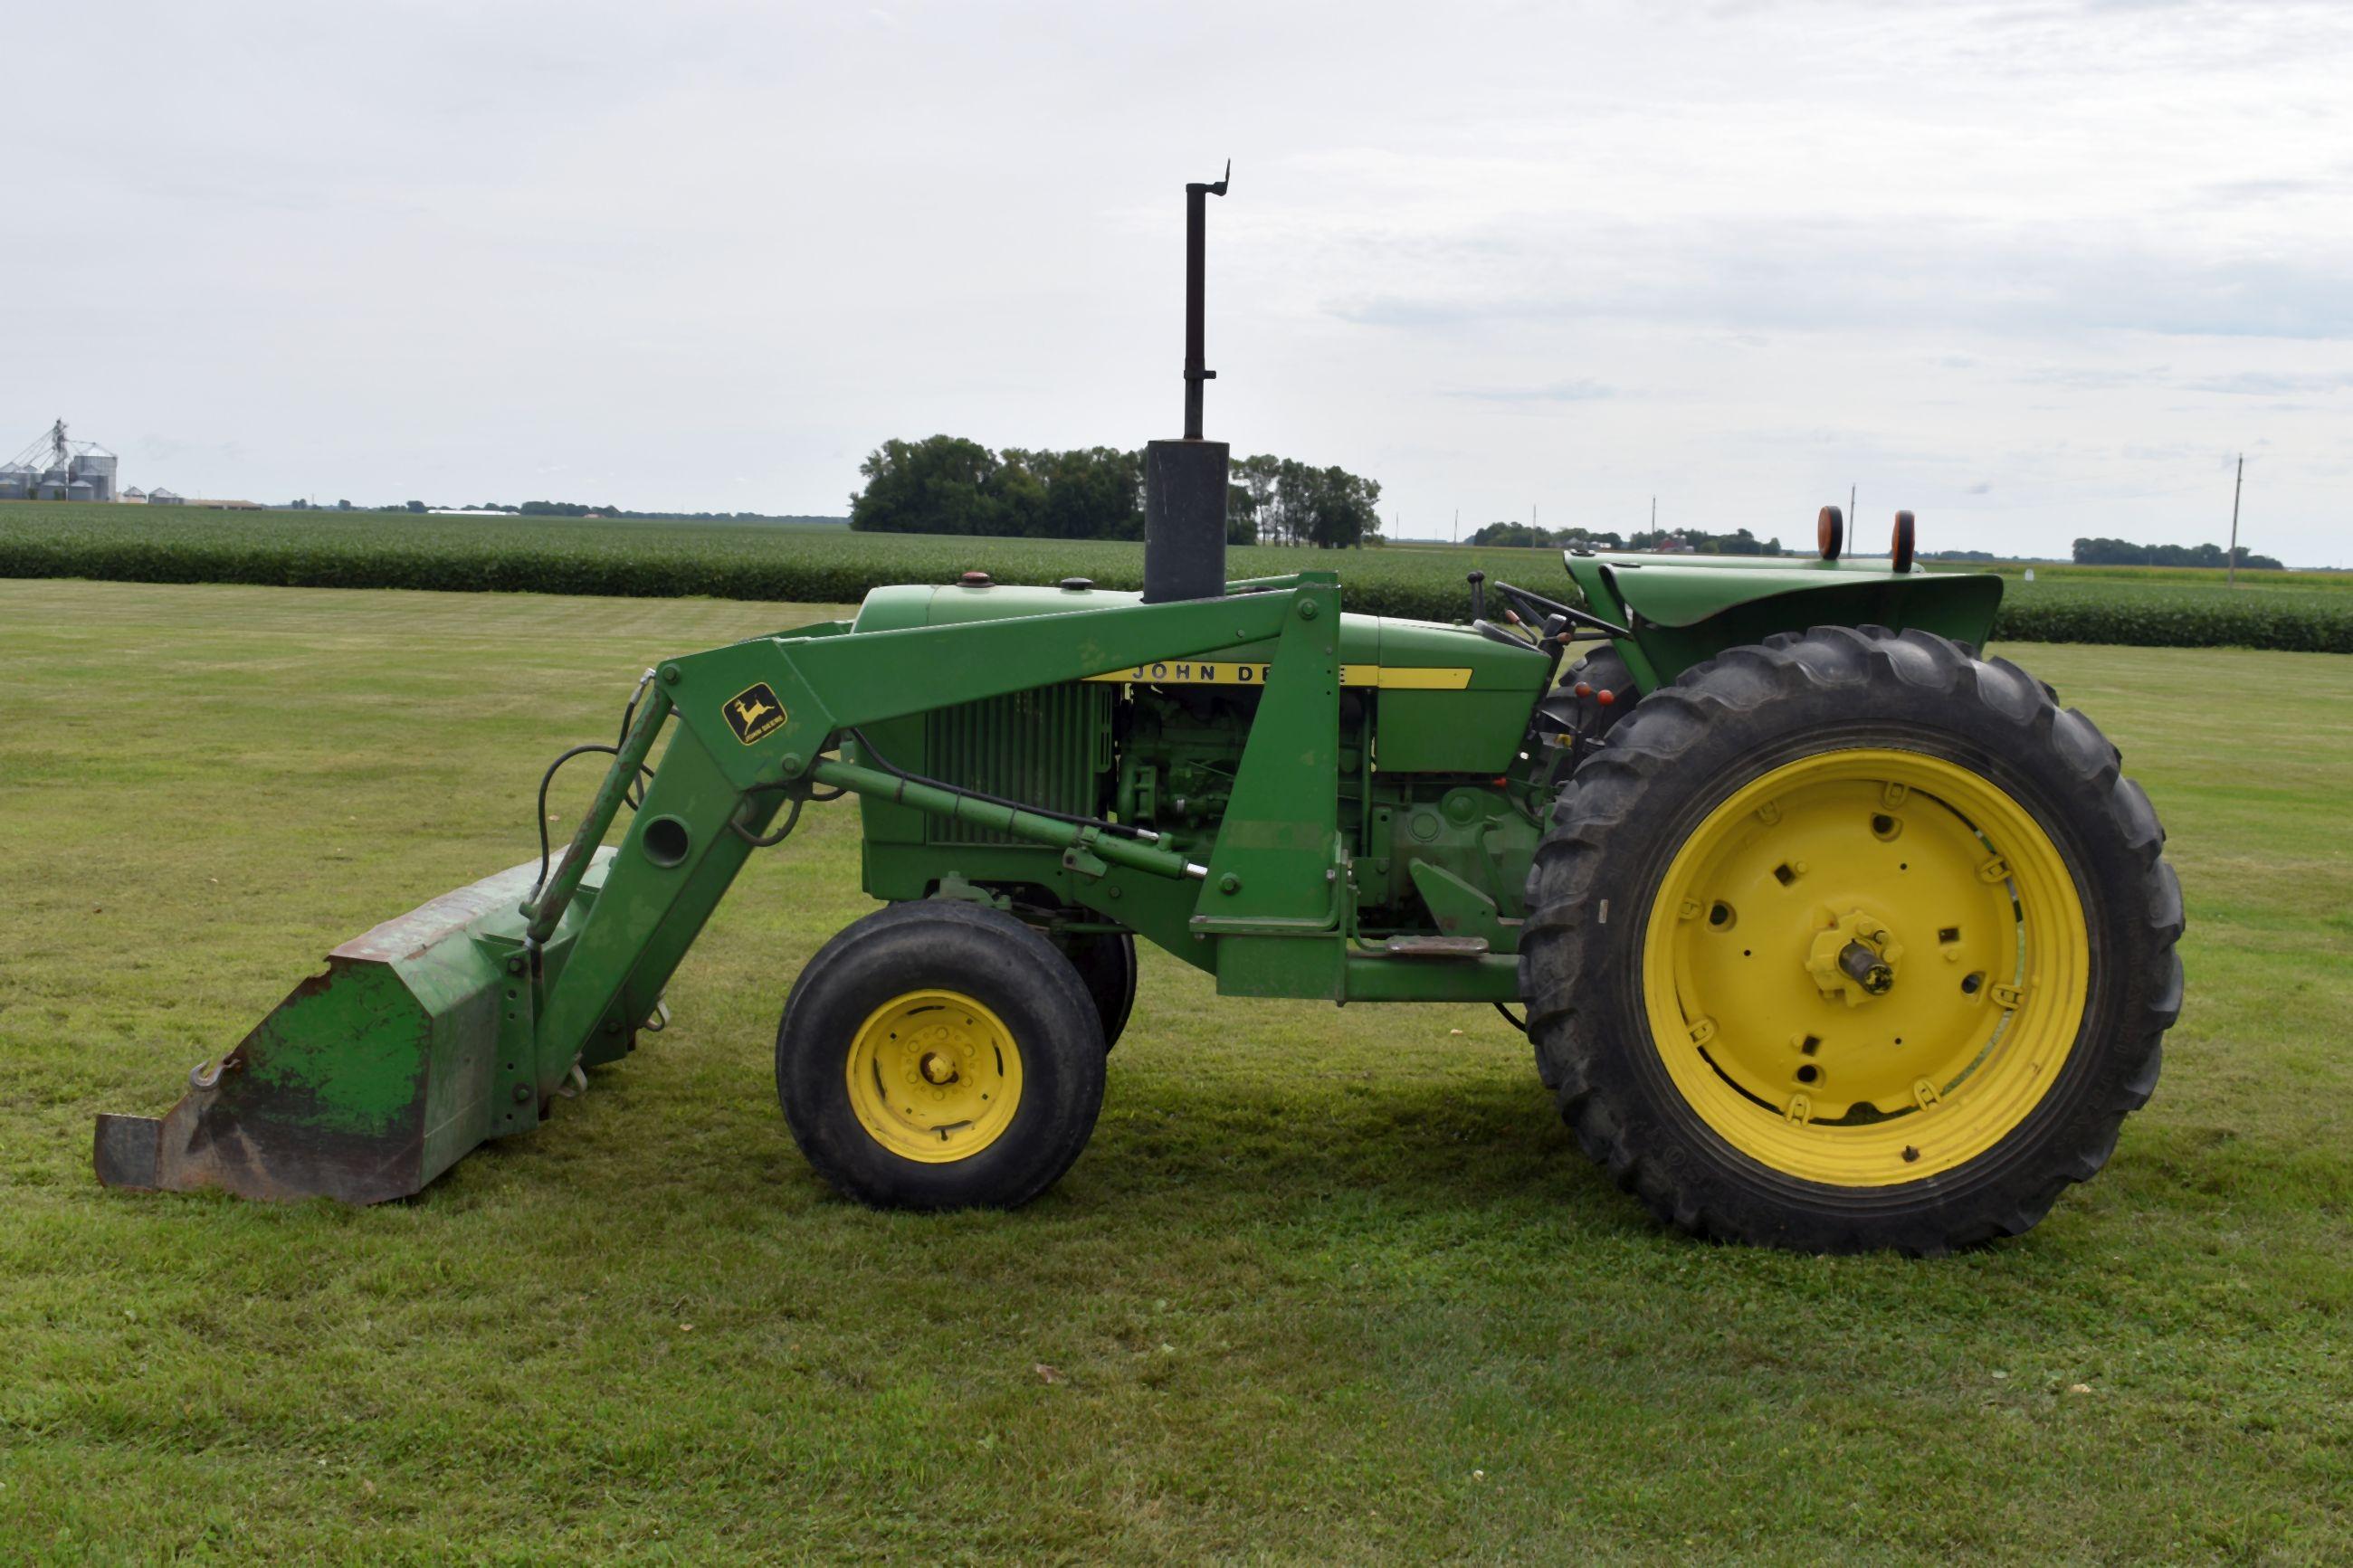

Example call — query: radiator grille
[922,683,1112,846]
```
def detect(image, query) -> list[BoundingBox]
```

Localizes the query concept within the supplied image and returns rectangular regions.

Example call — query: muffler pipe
[1142,163,1232,604]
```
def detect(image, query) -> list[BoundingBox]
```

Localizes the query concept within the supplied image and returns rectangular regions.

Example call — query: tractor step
[1380,935,1491,960]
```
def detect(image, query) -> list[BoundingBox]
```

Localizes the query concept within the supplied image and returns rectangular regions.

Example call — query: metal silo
[71,452,118,502]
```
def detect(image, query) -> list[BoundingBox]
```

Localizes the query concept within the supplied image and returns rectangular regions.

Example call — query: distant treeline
[456,501,845,526]
[849,435,1384,548]
[282,499,844,525]
[1468,522,1786,556]
[510,503,844,525]
[2074,537,2283,571]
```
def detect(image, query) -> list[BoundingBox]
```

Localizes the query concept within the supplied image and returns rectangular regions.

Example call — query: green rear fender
[1563,552,2004,691]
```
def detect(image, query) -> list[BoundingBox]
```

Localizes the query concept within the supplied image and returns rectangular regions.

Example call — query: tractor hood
[853,582,1549,693]
[853,580,1550,774]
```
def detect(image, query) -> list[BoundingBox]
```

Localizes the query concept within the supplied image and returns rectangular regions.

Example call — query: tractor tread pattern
[1519,625,2182,1255]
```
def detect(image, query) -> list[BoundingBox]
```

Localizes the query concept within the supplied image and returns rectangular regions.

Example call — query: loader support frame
[95,575,1399,1204]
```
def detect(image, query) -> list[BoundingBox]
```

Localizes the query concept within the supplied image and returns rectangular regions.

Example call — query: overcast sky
[8,0,2350,562]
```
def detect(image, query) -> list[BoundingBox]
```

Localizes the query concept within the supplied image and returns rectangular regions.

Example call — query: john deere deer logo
[723,682,788,745]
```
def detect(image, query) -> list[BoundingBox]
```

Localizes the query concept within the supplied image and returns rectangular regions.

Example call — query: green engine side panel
[1564,552,2004,690]
[1363,616,1550,774]
[1376,689,1539,774]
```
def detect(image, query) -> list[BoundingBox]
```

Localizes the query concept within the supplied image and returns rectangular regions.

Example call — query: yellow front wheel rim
[1643,747,2089,1185]
[844,989,1023,1163]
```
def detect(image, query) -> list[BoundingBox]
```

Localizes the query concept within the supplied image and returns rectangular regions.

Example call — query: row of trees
[2073,537,2283,570]
[851,440,1148,541]
[288,500,852,524]
[849,435,1384,548]
[435,501,839,524]
[1228,454,1384,549]
[295,500,842,522]
[1467,522,1786,556]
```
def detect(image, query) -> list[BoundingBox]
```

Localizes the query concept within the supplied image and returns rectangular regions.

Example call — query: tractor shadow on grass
[483,1025,1634,1232]
[1071,1057,1643,1241]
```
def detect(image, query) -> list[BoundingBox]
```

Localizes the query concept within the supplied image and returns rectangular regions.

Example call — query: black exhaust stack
[1142,163,1231,603]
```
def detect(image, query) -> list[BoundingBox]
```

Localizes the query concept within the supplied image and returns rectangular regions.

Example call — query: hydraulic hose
[810,755,1205,881]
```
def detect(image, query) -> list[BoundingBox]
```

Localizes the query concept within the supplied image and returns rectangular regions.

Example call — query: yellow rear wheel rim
[844,989,1023,1163]
[1642,747,2089,1185]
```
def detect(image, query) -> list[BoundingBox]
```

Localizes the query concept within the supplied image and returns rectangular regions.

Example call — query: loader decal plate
[723,683,788,744]
[1085,660,1472,689]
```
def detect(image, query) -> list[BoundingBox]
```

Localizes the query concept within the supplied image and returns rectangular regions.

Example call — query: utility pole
[1453,508,1459,546]
[1531,502,1538,550]
[2227,454,2243,588]
[1849,482,1856,534]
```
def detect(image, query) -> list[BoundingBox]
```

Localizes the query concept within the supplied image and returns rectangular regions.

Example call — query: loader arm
[528,575,1339,1091]
[97,576,1342,1204]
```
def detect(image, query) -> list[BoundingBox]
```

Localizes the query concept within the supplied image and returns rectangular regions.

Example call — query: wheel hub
[843,990,1023,1164]
[1806,908,1902,1003]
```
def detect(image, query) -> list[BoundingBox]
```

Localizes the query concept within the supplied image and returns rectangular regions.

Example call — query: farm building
[5,421,120,501]
[148,488,185,506]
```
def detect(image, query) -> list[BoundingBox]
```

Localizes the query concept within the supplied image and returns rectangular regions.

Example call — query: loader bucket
[94,850,613,1204]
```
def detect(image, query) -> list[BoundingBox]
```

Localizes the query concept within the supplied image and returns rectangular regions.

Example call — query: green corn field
[3,501,2348,651]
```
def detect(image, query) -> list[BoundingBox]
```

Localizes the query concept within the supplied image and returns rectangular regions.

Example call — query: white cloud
[3,0,2349,562]
[1444,380,1618,404]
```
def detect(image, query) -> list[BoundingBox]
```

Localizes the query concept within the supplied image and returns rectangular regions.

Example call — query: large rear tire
[1519,626,2182,1254]
[777,900,1106,1210]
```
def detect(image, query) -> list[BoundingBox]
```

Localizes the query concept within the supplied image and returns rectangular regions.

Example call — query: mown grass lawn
[1,580,2347,1564]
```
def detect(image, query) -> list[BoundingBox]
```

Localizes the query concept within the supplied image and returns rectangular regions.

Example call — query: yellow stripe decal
[1368,665,1477,690]
[1083,660,1472,689]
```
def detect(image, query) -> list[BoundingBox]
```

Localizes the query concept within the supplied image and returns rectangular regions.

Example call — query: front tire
[1519,626,2182,1254]
[777,900,1106,1210]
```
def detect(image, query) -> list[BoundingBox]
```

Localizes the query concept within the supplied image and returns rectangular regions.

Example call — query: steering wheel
[1475,615,1540,649]
[1467,577,1632,650]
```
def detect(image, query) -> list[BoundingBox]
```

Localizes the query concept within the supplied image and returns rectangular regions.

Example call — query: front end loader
[94,175,2182,1253]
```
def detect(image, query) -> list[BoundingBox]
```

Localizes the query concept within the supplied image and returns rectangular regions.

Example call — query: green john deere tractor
[94,175,2181,1253]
